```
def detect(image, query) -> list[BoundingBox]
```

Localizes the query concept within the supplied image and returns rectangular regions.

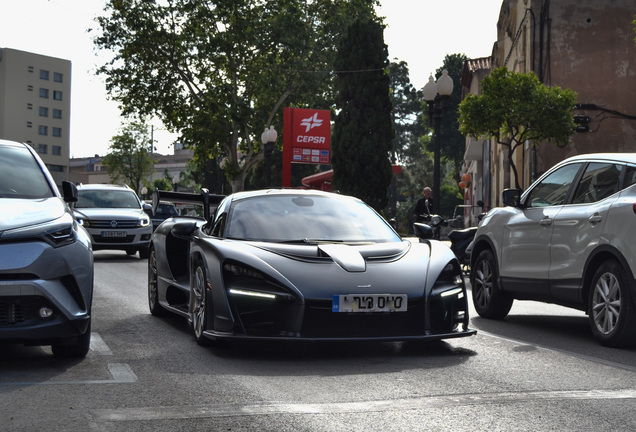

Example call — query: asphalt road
[2,250,636,431]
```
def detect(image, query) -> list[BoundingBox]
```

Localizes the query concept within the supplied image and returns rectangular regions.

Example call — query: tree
[458,67,577,189]
[94,0,380,193]
[430,54,467,180]
[102,121,153,194]
[331,16,394,211]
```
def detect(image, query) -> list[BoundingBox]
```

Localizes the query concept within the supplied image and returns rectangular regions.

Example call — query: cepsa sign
[282,107,331,187]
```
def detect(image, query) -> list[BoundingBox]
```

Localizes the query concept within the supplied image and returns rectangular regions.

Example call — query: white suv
[470,153,636,347]
[73,184,152,258]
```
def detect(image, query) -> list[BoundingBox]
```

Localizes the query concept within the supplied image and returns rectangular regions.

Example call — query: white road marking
[89,388,636,422]
[90,332,113,355]
[0,363,137,386]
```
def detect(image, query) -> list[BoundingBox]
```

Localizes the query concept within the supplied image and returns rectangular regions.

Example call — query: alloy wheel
[191,265,207,340]
[591,271,621,335]
[473,258,493,310]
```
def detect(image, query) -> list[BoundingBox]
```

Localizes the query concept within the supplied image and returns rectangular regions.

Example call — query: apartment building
[0,48,71,187]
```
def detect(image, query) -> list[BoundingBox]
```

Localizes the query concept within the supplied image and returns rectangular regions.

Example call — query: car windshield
[225,194,400,243]
[75,189,141,209]
[0,145,54,199]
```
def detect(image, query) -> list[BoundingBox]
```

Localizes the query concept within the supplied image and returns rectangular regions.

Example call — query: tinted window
[0,145,54,199]
[225,195,400,243]
[572,163,622,204]
[525,163,582,208]
[623,165,636,189]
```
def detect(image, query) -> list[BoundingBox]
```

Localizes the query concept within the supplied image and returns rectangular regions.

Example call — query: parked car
[470,153,636,347]
[148,188,476,347]
[0,139,93,357]
[144,201,179,230]
[73,184,152,258]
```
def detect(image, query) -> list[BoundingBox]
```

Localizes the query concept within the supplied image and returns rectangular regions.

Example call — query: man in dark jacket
[413,187,433,222]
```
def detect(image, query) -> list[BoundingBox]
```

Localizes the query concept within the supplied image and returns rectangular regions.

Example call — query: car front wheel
[191,259,212,346]
[471,249,513,319]
[589,260,636,347]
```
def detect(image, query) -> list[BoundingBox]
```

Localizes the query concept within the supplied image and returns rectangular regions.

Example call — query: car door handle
[589,214,603,224]
[539,217,552,226]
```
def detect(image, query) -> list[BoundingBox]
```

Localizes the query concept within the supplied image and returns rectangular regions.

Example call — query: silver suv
[0,139,93,357]
[470,153,636,347]
[73,184,152,258]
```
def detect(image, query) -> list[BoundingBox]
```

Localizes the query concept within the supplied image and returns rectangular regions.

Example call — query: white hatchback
[470,153,636,347]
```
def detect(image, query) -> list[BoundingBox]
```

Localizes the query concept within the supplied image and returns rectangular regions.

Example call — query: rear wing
[152,188,225,221]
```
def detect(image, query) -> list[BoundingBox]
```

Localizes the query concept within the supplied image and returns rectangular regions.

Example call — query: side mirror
[413,222,434,239]
[171,220,198,239]
[62,180,78,203]
[502,189,522,207]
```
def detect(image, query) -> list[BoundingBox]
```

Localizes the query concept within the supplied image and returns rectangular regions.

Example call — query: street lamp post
[423,69,454,215]
[260,125,278,188]
[172,173,180,192]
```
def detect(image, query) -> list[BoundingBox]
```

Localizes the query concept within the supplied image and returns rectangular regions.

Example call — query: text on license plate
[102,231,127,238]
[332,294,407,313]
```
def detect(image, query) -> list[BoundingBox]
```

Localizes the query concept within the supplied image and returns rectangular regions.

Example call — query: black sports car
[147,188,475,345]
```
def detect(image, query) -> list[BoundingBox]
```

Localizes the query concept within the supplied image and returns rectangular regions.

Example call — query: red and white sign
[283,108,331,187]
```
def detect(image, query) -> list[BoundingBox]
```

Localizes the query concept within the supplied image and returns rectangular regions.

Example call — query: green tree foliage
[459,67,577,189]
[94,0,379,193]
[102,121,153,194]
[389,61,426,165]
[331,17,394,211]
[429,54,467,181]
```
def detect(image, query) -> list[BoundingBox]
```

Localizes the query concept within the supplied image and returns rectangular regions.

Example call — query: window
[54,72,63,83]
[39,88,49,99]
[27,85,33,91]
[52,127,62,137]
[53,91,62,101]
[28,66,34,73]
[48,165,64,173]
[27,103,33,110]
[38,144,48,154]
[624,166,636,189]
[52,109,62,119]
[39,107,49,117]
[40,70,49,80]
[52,146,62,156]
[572,163,622,204]
[27,122,33,128]
[525,163,582,208]
[38,125,48,136]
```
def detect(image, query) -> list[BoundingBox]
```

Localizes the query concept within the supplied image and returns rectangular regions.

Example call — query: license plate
[102,231,127,238]
[332,294,407,313]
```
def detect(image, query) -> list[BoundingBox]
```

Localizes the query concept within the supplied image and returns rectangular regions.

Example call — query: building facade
[462,0,636,212]
[0,48,72,187]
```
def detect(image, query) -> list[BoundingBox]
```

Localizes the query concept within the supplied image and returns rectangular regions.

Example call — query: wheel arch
[470,235,498,269]
[582,245,636,313]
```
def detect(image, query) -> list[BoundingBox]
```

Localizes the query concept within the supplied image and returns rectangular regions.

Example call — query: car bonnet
[0,197,67,231]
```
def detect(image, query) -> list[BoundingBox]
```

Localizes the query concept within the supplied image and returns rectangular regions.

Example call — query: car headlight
[139,216,150,227]
[223,262,295,301]
[77,218,90,227]
[431,261,465,297]
[1,212,77,247]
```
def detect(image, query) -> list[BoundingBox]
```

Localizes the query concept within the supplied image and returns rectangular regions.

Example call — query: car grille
[91,235,136,244]
[89,220,140,229]
[300,299,427,338]
[0,297,41,327]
